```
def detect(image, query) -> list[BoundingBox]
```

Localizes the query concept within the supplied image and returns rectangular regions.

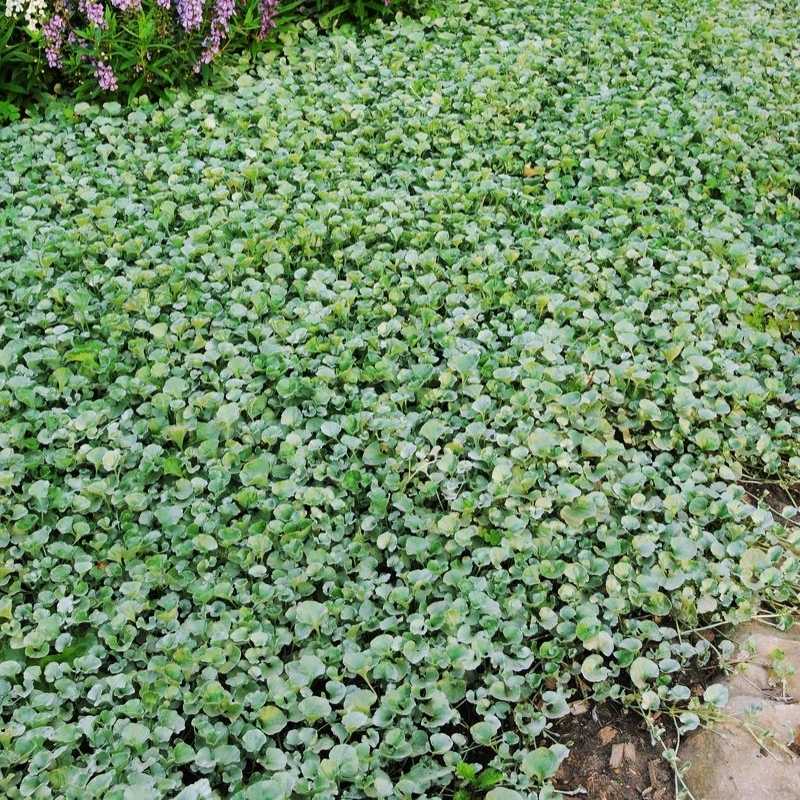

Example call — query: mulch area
[740,479,800,529]
[551,705,676,800]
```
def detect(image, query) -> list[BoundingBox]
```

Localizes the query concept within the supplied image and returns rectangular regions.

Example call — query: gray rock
[727,621,800,701]
[680,622,800,800]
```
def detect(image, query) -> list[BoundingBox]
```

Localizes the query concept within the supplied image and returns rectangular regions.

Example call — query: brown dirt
[551,705,676,800]
[740,479,800,528]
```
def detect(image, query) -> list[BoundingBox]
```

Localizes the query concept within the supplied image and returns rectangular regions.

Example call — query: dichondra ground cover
[0,0,799,798]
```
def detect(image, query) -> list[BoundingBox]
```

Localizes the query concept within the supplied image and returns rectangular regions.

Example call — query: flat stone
[680,622,800,800]
[727,621,800,701]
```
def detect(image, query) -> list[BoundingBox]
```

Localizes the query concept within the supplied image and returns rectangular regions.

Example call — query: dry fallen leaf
[623,742,637,762]
[570,700,590,715]
[599,725,617,745]
[522,163,544,177]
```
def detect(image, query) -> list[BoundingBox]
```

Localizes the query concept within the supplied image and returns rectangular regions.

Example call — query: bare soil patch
[552,705,676,800]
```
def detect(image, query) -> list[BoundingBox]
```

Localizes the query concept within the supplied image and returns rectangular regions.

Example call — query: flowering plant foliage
[1,0,800,798]
[1,0,402,98]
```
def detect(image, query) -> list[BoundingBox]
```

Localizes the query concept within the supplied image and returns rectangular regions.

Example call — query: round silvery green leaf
[29,479,50,502]
[120,722,149,747]
[102,449,121,471]
[245,780,285,800]
[214,745,240,766]
[242,729,267,753]
[640,690,660,711]
[342,711,369,732]
[492,460,513,483]
[216,404,240,425]
[323,743,359,778]
[581,654,609,683]
[0,661,23,678]
[694,429,721,451]
[668,685,691,702]
[703,683,729,708]
[193,534,218,552]
[630,657,660,690]
[86,772,115,796]
[670,536,698,561]
[298,695,332,722]
[370,773,394,797]
[155,505,183,527]
[542,691,570,719]
[638,399,662,421]
[122,785,159,800]
[419,418,447,444]
[262,748,287,771]
[258,706,287,735]
[522,744,568,781]
[678,712,701,733]
[174,780,213,800]
[581,434,606,458]
[294,600,328,626]
[470,717,500,744]
[486,790,525,800]
[430,733,452,753]
[321,420,341,437]
[560,495,596,528]
[240,456,272,487]
[163,377,187,398]
[285,655,325,687]
[585,630,615,656]
[528,429,559,455]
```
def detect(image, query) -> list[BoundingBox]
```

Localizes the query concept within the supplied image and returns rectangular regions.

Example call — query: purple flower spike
[43,14,66,69]
[109,0,142,10]
[79,0,106,26]
[198,0,237,66]
[95,61,118,91]
[259,0,278,38]
[176,0,203,31]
